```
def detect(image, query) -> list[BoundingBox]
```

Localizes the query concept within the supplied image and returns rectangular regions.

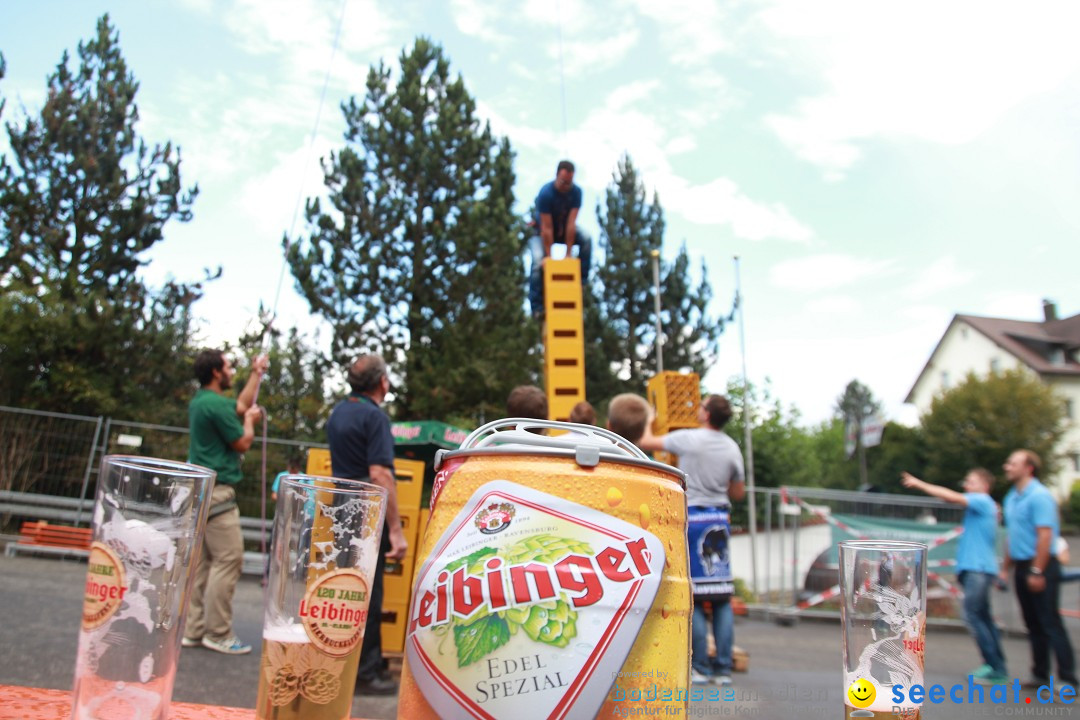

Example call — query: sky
[3,0,1080,426]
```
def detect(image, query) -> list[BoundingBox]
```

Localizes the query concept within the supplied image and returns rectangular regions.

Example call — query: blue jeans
[959,571,1007,675]
[527,232,592,315]
[692,597,733,676]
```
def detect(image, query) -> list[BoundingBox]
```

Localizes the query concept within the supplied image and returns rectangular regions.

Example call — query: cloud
[770,254,895,292]
[667,178,813,242]
[478,78,813,244]
[559,26,640,70]
[901,255,976,301]
[606,80,660,110]
[979,292,1044,320]
[450,0,507,45]
[806,295,859,315]
[629,0,730,67]
[757,0,1080,177]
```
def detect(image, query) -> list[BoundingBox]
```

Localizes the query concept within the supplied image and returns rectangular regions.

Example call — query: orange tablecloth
[0,684,370,719]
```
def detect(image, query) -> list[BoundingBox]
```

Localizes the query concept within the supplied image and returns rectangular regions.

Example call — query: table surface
[0,684,372,719]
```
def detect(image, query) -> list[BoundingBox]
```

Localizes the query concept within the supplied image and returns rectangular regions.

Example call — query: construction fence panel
[0,406,326,538]
[0,406,101,500]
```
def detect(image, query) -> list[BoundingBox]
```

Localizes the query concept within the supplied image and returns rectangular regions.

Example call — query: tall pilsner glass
[839,540,927,720]
[256,475,388,720]
[72,455,216,720]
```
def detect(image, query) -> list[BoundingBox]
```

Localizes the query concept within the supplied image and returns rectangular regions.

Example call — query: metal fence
[739,487,965,618]
[0,405,326,529]
[735,486,1075,634]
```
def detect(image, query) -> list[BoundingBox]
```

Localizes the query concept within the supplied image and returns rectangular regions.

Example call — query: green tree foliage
[288,38,535,422]
[725,378,823,528]
[589,155,722,398]
[836,379,882,487]
[232,320,333,442]
[919,369,1067,496]
[0,16,201,422]
[809,418,926,492]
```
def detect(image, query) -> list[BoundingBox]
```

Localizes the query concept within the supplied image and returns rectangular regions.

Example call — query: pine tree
[288,38,535,422]
[233,320,333,442]
[590,154,723,399]
[0,16,202,422]
[835,379,882,488]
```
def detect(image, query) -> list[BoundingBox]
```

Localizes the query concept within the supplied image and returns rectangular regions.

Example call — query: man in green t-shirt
[182,349,266,655]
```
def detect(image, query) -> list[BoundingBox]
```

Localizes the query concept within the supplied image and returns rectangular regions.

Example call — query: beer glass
[256,475,388,720]
[839,540,927,720]
[72,455,216,720]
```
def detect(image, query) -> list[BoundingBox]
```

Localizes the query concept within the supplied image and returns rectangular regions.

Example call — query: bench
[5,521,92,559]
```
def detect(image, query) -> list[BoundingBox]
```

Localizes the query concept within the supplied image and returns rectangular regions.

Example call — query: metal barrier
[0,405,325,533]
[733,486,1058,633]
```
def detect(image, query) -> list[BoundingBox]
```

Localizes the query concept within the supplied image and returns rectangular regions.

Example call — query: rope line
[555,0,568,151]
[256,0,349,569]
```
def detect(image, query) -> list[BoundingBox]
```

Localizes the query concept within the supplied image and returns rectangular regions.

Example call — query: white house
[906,301,1080,496]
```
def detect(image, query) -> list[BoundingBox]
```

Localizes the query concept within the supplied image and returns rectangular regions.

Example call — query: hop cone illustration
[300,668,341,704]
[497,534,591,648]
[268,667,301,707]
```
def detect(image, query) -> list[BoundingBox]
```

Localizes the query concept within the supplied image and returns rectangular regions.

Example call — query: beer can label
[299,568,370,657]
[406,480,666,719]
[82,541,127,630]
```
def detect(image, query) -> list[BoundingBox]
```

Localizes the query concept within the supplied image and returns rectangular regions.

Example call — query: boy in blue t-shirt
[902,469,1007,684]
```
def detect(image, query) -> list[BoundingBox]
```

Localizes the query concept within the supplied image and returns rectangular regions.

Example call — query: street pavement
[4,554,1080,719]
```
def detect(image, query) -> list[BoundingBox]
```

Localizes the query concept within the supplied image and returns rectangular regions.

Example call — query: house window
[1066,400,1074,420]
[940,371,950,390]
[990,358,1000,374]
[1072,454,1080,473]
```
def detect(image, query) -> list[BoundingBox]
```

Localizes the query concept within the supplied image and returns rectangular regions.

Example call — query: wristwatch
[1029,566,1044,576]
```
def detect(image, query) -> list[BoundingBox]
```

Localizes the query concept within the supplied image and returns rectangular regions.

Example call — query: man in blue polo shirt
[528,160,592,320]
[902,468,1007,684]
[999,449,1077,688]
[327,353,407,695]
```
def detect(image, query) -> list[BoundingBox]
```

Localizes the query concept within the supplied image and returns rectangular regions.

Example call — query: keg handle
[456,418,650,465]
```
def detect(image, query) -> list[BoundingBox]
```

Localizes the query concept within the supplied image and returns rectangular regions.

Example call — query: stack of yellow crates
[647,371,701,466]
[543,257,586,422]
[382,458,424,653]
[303,449,425,655]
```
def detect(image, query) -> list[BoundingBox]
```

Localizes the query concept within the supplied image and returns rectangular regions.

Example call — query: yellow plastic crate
[305,448,332,476]
[383,547,417,606]
[648,371,701,433]
[381,601,409,654]
[394,458,425,511]
[543,258,586,422]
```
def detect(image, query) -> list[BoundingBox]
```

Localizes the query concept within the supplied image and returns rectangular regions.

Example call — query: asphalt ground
[4,554,1080,719]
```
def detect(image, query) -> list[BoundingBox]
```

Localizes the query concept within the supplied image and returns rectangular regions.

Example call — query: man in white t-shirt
[640,394,745,686]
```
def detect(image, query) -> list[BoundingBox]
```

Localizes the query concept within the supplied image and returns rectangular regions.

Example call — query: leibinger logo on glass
[474,501,515,534]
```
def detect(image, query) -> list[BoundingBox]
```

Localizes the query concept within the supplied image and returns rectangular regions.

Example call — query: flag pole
[734,256,759,600]
[651,249,663,373]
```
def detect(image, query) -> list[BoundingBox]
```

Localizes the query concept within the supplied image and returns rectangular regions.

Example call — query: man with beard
[1000,449,1078,689]
[183,349,266,654]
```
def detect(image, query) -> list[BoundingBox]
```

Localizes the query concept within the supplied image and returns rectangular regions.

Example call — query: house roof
[905,311,1080,402]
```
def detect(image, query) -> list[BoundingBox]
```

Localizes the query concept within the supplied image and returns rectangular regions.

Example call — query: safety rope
[555,0,568,151]
[254,0,349,567]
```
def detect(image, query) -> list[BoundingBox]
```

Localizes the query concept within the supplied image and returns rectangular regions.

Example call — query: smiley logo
[847,678,876,709]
